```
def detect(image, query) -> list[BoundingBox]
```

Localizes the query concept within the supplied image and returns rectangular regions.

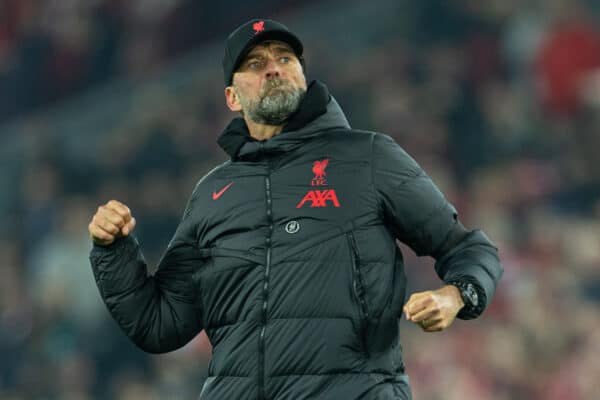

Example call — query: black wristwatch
[448,280,482,319]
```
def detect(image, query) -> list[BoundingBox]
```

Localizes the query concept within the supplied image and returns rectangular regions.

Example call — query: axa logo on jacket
[297,159,340,208]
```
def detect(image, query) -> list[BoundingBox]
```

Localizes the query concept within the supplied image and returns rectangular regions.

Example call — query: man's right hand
[88,200,136,246]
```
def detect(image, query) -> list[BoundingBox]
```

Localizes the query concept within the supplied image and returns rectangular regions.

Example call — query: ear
[225,86,243,112]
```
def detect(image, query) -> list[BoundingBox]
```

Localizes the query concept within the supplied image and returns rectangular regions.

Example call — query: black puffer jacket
[90,81,502,400]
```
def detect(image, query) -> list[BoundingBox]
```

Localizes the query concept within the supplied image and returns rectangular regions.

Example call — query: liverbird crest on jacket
[312,159,328,186]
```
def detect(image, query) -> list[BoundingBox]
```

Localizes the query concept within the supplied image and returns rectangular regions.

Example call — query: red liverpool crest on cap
[253,21,265,34]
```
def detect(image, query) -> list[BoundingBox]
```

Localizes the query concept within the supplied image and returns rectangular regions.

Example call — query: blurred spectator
[27,196,105,328]
[535,16,600,116]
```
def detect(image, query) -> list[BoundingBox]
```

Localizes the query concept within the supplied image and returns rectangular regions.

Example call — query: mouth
[265,86,286,94]
[262,79,291,95]
[263,87,294,102]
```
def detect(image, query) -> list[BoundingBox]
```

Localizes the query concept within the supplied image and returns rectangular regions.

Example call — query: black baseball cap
[222,19,304,86]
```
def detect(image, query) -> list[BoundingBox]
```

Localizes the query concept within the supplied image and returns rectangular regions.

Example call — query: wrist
[444,284,465,310]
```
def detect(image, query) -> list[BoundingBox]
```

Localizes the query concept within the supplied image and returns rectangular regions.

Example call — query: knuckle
[107,211,118,221]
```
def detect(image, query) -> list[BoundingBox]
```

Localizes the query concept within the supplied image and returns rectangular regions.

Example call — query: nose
[264,57,282,79]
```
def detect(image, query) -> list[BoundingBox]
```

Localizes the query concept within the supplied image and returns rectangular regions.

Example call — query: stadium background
[1,0,600,398]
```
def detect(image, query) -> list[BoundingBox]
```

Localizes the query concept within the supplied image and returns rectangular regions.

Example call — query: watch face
[465,283,478,307]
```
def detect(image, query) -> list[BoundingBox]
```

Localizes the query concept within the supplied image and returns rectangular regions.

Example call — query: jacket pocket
[347,232,369,320]
[195,247,262,330]
[350,227,398,318]
[384,248,398,310]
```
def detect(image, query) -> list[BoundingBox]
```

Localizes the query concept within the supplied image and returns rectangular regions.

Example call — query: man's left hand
[403,285,465,332]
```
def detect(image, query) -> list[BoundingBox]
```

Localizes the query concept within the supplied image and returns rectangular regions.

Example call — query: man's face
[225,40,308,125]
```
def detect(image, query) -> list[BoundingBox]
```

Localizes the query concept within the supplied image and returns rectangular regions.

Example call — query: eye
[246,57,265,70]
[279,56,291,64]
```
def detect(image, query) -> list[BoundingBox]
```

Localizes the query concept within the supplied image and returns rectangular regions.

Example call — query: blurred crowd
[0,0,316,124]
[2,0,600,399]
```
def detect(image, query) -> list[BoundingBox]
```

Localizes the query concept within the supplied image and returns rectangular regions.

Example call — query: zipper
[259,167,273,400]
[347,232,370,354]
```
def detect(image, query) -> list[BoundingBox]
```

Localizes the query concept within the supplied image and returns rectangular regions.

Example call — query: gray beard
[237,79,306,125]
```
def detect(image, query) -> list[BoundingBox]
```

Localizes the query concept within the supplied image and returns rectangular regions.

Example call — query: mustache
[260,78,291,97]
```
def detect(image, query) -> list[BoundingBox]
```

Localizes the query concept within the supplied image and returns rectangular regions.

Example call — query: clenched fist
[403,285,465,332]
[88,200,136,246]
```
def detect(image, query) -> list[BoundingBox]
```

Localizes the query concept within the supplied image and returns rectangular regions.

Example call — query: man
[88,19,503,400]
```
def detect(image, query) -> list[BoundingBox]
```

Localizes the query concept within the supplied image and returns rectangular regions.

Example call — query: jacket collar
[217,80,350,160]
